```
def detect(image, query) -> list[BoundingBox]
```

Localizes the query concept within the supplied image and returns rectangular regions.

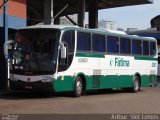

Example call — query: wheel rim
[134,78,139,91]
[76,79,82,95]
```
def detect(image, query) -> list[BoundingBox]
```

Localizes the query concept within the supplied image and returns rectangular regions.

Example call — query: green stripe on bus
[134,56,158,61]
[76,53,158,60]
[53,75,156,92]
[76,53,105,58]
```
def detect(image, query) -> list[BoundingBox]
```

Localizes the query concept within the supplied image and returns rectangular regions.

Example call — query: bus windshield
[12,28,60,75]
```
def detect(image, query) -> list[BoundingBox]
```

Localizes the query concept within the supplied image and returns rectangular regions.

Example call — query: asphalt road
[0,86,160,114]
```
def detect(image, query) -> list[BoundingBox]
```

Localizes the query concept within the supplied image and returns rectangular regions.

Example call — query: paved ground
[0,86,160,114]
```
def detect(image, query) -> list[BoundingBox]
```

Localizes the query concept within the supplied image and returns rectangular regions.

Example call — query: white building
[98,20,117,30]
[126,28,138,32]
[60,14,77,26]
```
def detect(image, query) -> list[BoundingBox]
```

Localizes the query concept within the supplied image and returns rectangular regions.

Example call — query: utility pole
[0,0,8,9]
[51,0,54,24]
[78,0,85,27]
[0,0,9,90]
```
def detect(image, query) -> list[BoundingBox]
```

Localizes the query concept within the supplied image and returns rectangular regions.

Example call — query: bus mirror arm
[4,40,14,59]
[60,42,67,59]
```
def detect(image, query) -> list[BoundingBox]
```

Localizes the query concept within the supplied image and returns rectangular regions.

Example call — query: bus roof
[20,25,156,41]
[22,24,77,30]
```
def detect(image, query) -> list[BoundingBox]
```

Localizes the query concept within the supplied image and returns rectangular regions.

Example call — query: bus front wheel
[73,76,83,97]
[132,76,140,93]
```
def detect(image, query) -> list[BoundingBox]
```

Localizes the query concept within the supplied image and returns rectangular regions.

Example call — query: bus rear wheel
[132,76,140,93]
[73,76,83,97]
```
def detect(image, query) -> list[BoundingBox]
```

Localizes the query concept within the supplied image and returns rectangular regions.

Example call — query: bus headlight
[10,75,18,81]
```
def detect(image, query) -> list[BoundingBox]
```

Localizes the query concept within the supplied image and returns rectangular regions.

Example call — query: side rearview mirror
[60,42,67,59]
[4,40,14,59]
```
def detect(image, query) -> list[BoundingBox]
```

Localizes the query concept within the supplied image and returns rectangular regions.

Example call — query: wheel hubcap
[76,80,82,95]
[134,79,139,91]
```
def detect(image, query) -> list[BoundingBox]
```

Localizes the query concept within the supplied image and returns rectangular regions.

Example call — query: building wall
[0,0,4,13]
[8,0,26,18]
[0,0,26,89]
[0,0,26,29]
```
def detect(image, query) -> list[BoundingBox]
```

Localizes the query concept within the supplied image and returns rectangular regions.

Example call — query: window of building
[150,42,156,56]
[143,41,149,56]
[132,39,142,55]
[77,32,91,52]
[92,34,105,52]
[107,36,119,53]
[120,38,131,54]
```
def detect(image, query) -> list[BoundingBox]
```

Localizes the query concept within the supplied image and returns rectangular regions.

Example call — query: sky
[98,0,160,30]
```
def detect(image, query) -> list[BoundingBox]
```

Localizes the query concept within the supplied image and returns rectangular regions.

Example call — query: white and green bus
[9,25,158,97]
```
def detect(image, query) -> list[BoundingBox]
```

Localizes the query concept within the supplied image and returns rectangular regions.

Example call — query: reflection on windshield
[12,29,60,74]
[30,38,56,71]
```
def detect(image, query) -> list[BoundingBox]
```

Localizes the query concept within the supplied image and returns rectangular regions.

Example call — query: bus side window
[77,32,91,52]
[120,38,131,54]
[132,39,142,55]
[107,36,119,53]
[143,41,149,56]
[58,31,75,72]
[150,42,156,56]
[92,34,105,53]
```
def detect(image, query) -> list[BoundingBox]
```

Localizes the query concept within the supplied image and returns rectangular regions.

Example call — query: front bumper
[9,80,54,92]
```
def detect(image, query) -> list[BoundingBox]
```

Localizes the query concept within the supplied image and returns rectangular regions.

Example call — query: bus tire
[132,76,140,93]
[73,76,83,97]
